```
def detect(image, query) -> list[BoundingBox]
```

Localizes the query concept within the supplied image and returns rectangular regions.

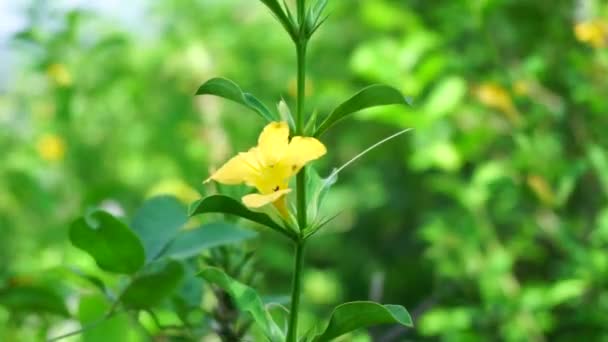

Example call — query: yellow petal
[281,136,327,175]
[258,122,289,166]
[206,148,261,185]
[242,189,292,208]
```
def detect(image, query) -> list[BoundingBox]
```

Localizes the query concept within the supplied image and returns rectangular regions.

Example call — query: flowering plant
[57,1,413,341]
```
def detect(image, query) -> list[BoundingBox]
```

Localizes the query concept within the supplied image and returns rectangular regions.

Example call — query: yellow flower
[37,134,66,162]
[473,83,521,125]
[47,63,72,87]
[147,178,201,204]
[574,20,608,48]
[205,122,326,211]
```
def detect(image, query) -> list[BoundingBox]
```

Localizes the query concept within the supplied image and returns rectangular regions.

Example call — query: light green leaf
[267,303,290,339]
[161,222,257,260]
[310,301,413,342]
[0,285,69,316]
[196,78,276,122]
[69,211,145,275]
[199,267,282,342]
[120,260,185,309]
[131,196,188,262]
[315,84,411,137]
[189,195,293,239]
[78,294,137,342]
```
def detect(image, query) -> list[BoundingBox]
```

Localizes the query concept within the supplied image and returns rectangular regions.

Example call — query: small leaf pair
[196,78,411,138]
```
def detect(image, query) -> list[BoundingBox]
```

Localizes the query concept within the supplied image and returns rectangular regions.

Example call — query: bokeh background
[2,0,608,340]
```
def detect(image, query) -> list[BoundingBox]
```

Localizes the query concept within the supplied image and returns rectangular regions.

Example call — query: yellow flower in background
[205,122,326,212]
[148,178,200,204]
[473,83,521,125]
[37,134,66,162]
[574,20,608,48]
[47,63,72,86]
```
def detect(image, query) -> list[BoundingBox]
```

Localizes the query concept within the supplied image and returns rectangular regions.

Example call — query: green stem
[286,241,305,342]
[295,35,308,232]
[288,3,309,340]
[297,0,306,26]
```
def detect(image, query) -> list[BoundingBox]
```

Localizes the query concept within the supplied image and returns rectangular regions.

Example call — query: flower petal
[258,121,290,166]
[242,189,292,208]
[282,136,327,175]
[206,148,261,185]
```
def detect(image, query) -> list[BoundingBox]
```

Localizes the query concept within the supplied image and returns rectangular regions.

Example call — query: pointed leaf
[69,211,145,275]
[199,267,282,342]
[311,301,413,342]
[196,78,276,122]
[131,196,188,262]
[120,260,185,309]
[315,85,412,137]
[258,0,297,39]
[161,222,257,260]
[189,195,293,239]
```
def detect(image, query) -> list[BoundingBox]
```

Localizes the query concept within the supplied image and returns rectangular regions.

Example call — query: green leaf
[199,267,281,342]
[315,84,412,137]
[306,167,337,224]
[69,211,145,275]
[69,267,112,299]
[131,196,188,262]
[189,195,293,239]
[120,260,185,309]
[305,0,329,37]
[310,301,413,342]
[162,222,257,260]
[78,294,137,342]
[196,78,276,122]
[258,0,297,39]
[0,285,69,316]
[267,303,290,338]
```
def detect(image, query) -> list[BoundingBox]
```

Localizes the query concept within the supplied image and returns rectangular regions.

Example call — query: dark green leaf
[120,260,185,309]
[311,301,413,342]
[131,196,188,262]
[189,195,292,239]
[162,222,257,260]
[0,285,69,316]
[172,263,204,322]
[69,211,145,275]
[199,267,281,342]
[315,84,412,137]
[196,78,276,122]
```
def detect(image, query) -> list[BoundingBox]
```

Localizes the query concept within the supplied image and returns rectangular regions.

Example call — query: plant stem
[297,0,306,27]
[286,240,305,342]
[288,3,309,340]
[295,30,308,231]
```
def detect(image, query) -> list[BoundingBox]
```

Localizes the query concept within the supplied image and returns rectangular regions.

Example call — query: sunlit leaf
[310,301,413,342]
[69,211,145,275]
[161,222,257,260]
[315,84,412,137]
[131,196,188,262]
[120,260,185,309]
[78,294,136,342]
[196,78,276,122]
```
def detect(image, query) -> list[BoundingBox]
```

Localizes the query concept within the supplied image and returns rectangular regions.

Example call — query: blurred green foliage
[1,0,608,340]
